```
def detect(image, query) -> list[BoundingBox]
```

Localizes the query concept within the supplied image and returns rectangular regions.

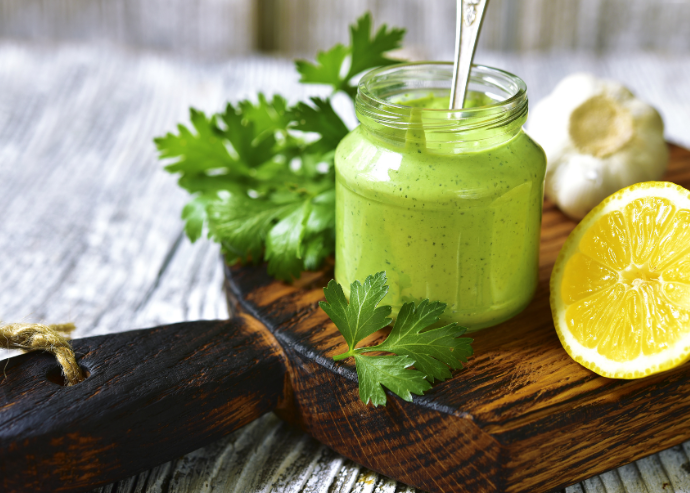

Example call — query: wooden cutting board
[224,144,690,493]
[1,145,689,493]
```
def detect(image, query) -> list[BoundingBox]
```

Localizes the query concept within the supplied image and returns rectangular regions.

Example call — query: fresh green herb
[320,272,473,407]
[296,12,405,98]
[155,14,405,281]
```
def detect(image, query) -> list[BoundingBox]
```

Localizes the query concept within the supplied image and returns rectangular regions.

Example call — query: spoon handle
[450,0,490,109]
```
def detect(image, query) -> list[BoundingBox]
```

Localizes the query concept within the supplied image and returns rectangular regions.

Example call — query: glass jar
[334,62,547,330]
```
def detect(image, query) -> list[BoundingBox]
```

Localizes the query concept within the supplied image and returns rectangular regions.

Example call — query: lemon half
[551,181,690,378]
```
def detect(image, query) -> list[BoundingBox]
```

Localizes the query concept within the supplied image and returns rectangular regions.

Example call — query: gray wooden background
[1,1,690,493]
[1,0,690,58]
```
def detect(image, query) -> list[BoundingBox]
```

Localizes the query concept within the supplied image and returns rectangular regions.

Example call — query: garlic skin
[528,73,668,220]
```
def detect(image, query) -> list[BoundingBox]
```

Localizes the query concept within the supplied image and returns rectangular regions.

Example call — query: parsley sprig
[296,13,405,97]
[320,272,473,407]
[155,13,405,281]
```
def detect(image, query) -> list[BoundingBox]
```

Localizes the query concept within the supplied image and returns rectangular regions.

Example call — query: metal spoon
[450,0,490,109]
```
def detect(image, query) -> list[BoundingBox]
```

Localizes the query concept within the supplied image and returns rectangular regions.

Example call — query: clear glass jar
[334,62,547,330]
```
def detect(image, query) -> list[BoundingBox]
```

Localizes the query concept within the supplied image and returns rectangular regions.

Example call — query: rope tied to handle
[1,322,85,386]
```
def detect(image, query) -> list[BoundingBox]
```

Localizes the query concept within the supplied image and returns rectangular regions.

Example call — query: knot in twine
[1,322,85,386]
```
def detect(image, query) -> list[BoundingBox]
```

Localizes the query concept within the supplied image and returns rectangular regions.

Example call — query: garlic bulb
[528,73,668,220]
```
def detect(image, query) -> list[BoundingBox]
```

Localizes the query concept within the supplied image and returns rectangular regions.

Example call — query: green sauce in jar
[334,63,547,330]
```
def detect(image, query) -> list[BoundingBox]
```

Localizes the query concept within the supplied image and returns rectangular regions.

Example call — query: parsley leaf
[302,235,329,271]
[155,109,237,175]
[363,300,473,383]
[295,44,349,93]
[156,13,408,282]
[208,194,300,265]
[347,13,406,81]
[265,200,312,280]
[290,98,349,153]
[320,271,392,351]
[217,102,277,168]
[296,12,405,98]
[158,95,342,281]
[181,193,215,242]
[353,354,430,407]
[238,94,291,138]
[320,272,473,406]
[302,189,335,270]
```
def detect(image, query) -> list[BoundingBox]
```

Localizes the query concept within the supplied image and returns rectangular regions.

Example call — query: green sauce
[334,94,547,330]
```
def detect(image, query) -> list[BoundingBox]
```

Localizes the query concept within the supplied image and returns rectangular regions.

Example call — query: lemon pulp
[553,183,690,378]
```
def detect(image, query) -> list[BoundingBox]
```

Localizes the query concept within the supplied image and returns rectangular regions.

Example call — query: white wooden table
[2,42,690,493]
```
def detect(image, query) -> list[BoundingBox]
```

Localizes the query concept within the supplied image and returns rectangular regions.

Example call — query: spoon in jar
[450,0,490,109]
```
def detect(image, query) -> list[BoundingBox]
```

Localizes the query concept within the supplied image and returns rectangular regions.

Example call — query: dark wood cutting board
[1,145,689,493]
[224,144,690,493]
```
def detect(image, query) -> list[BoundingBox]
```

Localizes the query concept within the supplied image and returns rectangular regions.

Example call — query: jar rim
[355,61,528,136]
[357,61,527,112]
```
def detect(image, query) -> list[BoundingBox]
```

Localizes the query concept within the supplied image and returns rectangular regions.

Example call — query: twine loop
[1,322,85,386]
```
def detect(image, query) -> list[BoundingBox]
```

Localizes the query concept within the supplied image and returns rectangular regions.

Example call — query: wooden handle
[0,315,288,493]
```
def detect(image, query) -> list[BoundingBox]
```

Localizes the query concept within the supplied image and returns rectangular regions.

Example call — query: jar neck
[355,63,528,153]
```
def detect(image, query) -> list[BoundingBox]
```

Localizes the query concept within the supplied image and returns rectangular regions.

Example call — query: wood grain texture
[258,0,690,57]
[0,317,288,493]
[225,146,690,493]
[0,43,689,493]
[5,0,687,58]
[0,0,257,57]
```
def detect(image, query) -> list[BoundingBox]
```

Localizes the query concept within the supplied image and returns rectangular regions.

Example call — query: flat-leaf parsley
[296,12,405,98]
[320,272,473,406]
[155,14,405,282]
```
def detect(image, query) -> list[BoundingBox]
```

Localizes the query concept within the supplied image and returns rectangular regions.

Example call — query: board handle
[0,315,288,493]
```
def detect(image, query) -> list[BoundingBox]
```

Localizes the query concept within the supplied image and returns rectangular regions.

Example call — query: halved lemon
[551,181,690,378]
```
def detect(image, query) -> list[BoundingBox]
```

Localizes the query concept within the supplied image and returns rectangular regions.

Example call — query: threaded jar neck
[355,62,529,151]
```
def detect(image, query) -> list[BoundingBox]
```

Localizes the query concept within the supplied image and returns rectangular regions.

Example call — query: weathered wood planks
[2,0,690,58]
[1,44,690,493]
